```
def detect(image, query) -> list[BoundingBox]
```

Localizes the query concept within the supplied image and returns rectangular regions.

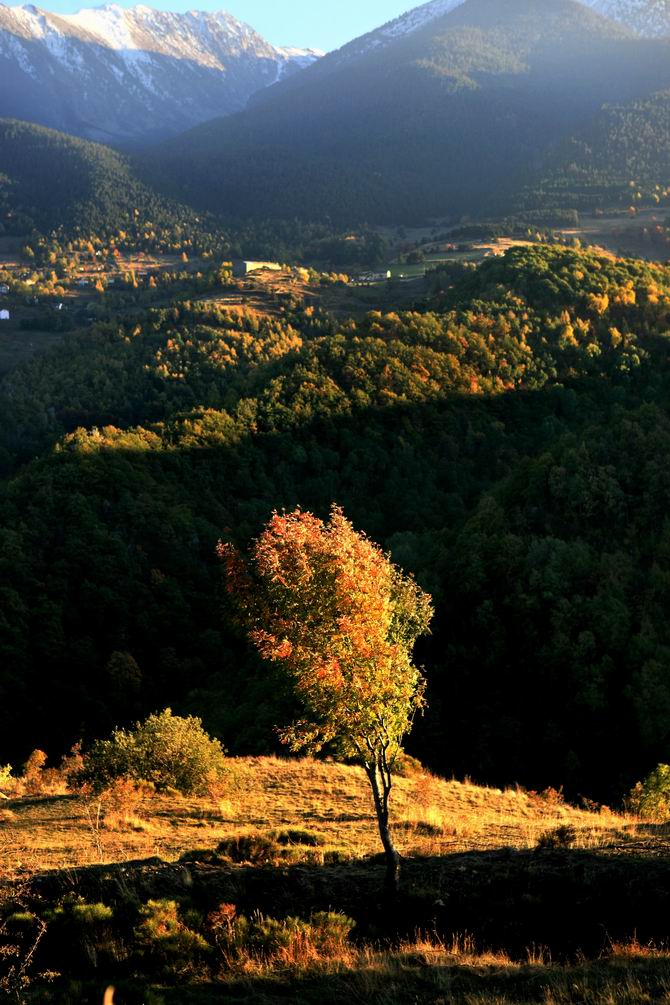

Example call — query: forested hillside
[140,0,670,224]
[0,118,202,238]
[2,244,670,800]
[520,88,670,210]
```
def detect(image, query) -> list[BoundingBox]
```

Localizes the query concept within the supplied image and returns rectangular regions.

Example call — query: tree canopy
[220,505,433,890]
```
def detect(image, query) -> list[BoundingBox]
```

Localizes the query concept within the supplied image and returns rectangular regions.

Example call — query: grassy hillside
[140,0,670,224]
[0,756,628,879]
[3,756,670,1002]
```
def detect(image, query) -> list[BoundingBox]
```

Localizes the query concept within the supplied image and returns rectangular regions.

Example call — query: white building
[0,285,9,295]
[232,260,282,278]
[0,310,10,321]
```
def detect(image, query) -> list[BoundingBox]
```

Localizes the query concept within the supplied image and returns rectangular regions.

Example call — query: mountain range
[138,0,670,224]
[589,0,670,35]
[2,0,670,232]
[0,2,320,144]
[0,0,669,149]
[329,0,670,61]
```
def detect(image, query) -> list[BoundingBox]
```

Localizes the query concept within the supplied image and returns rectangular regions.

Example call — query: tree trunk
[366,762,401,899]
[379,814,401,898]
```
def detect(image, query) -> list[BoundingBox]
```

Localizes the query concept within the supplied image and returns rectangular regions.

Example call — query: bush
[628,764,670,819]
[71,903,114,925]
[0,764,16,797]
[77,709,227,795]
[536,825,577,850]
[216,832,280,864]
[271,828,325,847]
[136,899,209,970]
[209,907,354,965]
[392,753,425,778]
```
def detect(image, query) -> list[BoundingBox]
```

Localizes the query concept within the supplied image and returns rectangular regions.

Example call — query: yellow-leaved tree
[219,505,433,895]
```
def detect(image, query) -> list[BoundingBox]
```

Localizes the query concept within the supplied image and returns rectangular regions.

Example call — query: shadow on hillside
[27,842,670,963]
[3,377,650,797]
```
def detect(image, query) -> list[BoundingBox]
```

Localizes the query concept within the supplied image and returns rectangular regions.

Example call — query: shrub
[136,899,209,971]
[71,903,114,925]
[5,911,38,931]
[17,749,77,797]
[97,777,155,831]
[0,764,14,795]
[536,825,577,850]
[271,828,325,847]
[22,750,48,794]
[77,709,227,795]
[216,832,280,864]
[209,907,354,965]
[628,764,670,819]
[392,753,425,778]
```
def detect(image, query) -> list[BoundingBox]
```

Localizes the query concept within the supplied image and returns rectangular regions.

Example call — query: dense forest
[5,0,670,243]
[0,119,396,273]
[0,119,198,238]
[519,88,670,212]
[2,244,670,801]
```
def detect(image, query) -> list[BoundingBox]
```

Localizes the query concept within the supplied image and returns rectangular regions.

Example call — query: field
[4,758,670,1003]
[0,322,65,374]
[378,208,670,280]
[199,267,426,318]
[556,208,666,257]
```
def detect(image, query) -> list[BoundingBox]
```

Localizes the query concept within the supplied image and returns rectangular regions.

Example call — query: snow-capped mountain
[323,0,669,69]
[0,3,322,144]
[332,0,465,60]
[377,0,670,42]
[587,0,670,35]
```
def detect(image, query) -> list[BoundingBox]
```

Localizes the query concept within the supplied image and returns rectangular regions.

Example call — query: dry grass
[0,757,643,885]
[151,937,670,1005]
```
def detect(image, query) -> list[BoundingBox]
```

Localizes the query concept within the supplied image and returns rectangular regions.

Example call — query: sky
[6,0,419,50]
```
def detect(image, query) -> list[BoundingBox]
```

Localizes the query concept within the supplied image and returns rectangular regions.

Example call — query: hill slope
[0,2,321,145]
[6,756,670,1003]
[0,117,213,237]
[141,0,670,225]
[3,245,670,798]
[520,87,670,211]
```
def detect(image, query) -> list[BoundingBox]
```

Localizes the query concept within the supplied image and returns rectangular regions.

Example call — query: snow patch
[586,0,670,36]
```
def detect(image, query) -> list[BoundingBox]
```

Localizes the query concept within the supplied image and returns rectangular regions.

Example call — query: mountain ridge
[0,1,321,144]
[317,0,670,73]
[142,0,670,224]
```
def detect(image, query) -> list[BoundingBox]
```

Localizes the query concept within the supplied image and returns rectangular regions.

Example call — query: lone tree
[219,506,433,895]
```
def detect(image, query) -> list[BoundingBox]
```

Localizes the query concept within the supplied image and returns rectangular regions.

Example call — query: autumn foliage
[219,505,433,892]
[219,506,432,760]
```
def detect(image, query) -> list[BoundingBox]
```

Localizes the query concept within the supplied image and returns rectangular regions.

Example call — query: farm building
[0,284,9,295]
[232,260,282,278]
[0,310,10,321]
[358,270,392,284]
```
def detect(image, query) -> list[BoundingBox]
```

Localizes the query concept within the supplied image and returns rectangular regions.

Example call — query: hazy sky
[10,1,419,50]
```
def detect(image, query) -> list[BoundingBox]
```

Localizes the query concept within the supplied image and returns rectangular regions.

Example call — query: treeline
[3,246,670,798]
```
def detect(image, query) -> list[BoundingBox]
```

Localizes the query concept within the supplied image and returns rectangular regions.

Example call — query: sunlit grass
[0,757,641,884]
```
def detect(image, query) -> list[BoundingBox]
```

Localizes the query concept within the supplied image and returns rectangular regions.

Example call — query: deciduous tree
[219,506,433,895]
